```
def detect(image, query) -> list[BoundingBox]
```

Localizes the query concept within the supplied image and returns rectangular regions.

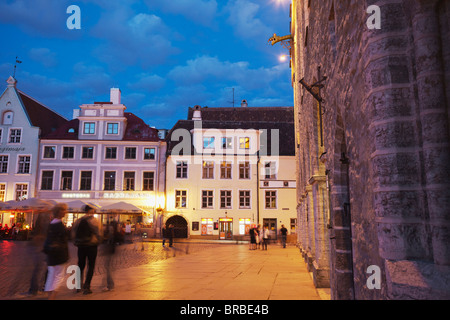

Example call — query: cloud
[224,0,271,39]
[127,73,166,92]
[90,9,179,69]
[143,0,218,27]
[29,48,58,68]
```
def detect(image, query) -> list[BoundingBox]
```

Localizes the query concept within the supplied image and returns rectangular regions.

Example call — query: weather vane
[13,56,22,78]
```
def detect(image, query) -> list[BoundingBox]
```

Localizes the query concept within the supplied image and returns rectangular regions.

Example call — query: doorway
[166,215,188,238]
[219,218,233,240]
[263,218,277,240]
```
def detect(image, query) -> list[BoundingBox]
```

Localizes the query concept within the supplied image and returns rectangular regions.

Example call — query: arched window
[2,111,13,125]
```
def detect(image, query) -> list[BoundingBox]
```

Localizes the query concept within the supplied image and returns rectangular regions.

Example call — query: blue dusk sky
[0,0,293,130]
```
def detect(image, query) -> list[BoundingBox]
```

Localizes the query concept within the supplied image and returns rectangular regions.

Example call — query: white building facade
[165,104,296,241]
[36,89,166,234]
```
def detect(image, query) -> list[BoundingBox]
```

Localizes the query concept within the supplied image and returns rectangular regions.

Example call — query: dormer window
[83,122,95,134]
[107,123,119,134]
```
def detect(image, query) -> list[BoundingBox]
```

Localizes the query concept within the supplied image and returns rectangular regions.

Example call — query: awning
[99,201,148,214]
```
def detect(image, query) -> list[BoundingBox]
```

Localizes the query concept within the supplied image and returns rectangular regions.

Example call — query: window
[203,137,215,149]
[0,155,8,173]
[176,161,188,178]
[17,156,31,174]
[144,148,155,160]
[62,147,74,159]
[265,190,277,209]
[143,172,154,191]
[239,137,250,149]
[107,123,119,134]
[80,171,92,191]
[105,147,117,159]
[82,147,94,159]
[83,122,95,134]
[15,184,27,201]
[220,161,232,179]
[220,190,232,209]
[125,147,137,159]
[264,161,277,179]
[104,171,116,191]
[222,137,232,149]
[175,190,187,208]
[202,161,214,179]
[239,161,250,179]
[123,172,135,191]
[43,146,56,159]
[0,184,5,202]
[201,218,214,235]
[0,128,2,142]
[9,129,21,143]
[3,111,13,125]
[202,190,214,208]
[239,218,251,235]
[41,171,54,190]
[239,190,251,208]
[60,171,73,190]
[290,218,297,233]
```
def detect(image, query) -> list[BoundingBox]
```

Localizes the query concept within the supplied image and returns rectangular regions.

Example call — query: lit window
[239,137,250,149]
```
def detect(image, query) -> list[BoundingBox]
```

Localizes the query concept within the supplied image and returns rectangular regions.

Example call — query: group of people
[39,203,119,299]
[249,224,289,250]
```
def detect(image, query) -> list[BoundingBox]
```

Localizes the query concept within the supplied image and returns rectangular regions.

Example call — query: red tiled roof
[41,112,161,142]
[17,90,68,137]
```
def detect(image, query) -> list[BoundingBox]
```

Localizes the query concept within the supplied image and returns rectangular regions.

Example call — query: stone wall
[293,0,450,299]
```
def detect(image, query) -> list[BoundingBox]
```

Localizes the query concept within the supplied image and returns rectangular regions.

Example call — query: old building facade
[291,0,450,299]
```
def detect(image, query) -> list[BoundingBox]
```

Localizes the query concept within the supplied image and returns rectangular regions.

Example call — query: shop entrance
[219,218,233,240]
[166,215,188,238]
[263,218,277,240]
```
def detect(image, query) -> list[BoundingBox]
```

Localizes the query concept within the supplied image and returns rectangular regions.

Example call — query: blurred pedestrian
[168,224,174,247]
[72,205,101,295]
[102,217,119,292]
[261,225,269,250]
[249,226,256,250]
[280,225,288,248]
[43,203,69,300]
[162,225,167,247]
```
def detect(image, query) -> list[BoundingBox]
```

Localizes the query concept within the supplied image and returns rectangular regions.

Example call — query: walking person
[262,225,269,250]
[72,205,101,295]
[249,226,256,250]
[168,224,174,247]
[162,225,167,247]
[43,203,69,300]
[102,217,119,292]
[280,225,288,248]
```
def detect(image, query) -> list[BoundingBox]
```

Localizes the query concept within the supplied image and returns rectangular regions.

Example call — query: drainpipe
[256,150,260,225]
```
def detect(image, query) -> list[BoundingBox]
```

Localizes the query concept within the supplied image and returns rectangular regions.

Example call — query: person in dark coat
[43,203,69,300]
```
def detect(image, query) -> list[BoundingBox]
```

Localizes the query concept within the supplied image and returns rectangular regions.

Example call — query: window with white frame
[15,184,27,201]
[17,156,31,174]
[201,190,214,208]
[264,161,277,179]
[144,148,155,160]
[175,190,187,208]
[61,171,73,190]
[105,147,117,159]
[43,146,56,159]
[239,190,251,208]
[265,190,277,209]
[125,147,137,159]
[82,146,94,159]
[0,183,5,202]
[62,146,74,159]
[143,172,154,191]
[239,137,250,149]
[0,155,8,173]
[9,128,21,143]
[104,171,116,191]
[83,122,95,134]
[176,161,188,178]
[202,161,214,179]
[123,171,135,191]
[239,161,250,179]
[220,190,232,209]
[80,171,92,191]
[41,171,54,190]
[203,137,215,149]
[220,161,232,179]
[107,123,119,134]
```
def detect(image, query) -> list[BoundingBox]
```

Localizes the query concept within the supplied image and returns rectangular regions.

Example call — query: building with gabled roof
[0,76,68,227]
[36,88,166,235]
[164,102,297,241]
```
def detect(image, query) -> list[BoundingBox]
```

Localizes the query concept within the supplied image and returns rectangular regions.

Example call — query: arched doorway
[166,215,188,238]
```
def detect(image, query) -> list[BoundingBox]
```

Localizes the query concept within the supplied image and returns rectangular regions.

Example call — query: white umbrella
[0,200,20,211]
[66,200,96,213]
[16,198,54,211]
[100,201,144,214]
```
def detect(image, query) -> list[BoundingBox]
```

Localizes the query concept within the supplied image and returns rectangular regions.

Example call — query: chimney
[241,99,248,107]
[192,105,202,121]
[110,88,121,104]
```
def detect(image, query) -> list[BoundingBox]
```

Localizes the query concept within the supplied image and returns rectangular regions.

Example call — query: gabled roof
[42,112,162,142]
[167,106,295,156]
[17,91,68,137]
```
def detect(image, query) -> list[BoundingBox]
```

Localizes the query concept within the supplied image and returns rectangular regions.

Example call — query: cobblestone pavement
[0,238,223,299]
